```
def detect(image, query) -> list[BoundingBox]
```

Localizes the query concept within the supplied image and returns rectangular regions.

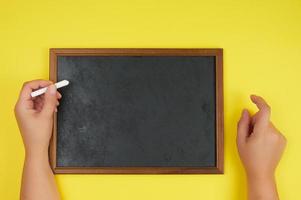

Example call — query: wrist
[246,169,275,182]
[247,172,278,200]
[247,173,275,183]
[25,146,49,161]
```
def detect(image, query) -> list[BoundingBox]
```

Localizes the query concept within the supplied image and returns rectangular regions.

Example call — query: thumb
[237,109,251,146]
[42,84,57,117]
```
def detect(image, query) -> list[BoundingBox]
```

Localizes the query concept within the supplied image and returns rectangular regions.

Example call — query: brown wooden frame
[49,48,224,174]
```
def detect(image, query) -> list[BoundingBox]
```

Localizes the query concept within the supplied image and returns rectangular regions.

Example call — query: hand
[237,95,286,200]
[237,95,286,179]
[15,80,61,155]
[16,80,62,200]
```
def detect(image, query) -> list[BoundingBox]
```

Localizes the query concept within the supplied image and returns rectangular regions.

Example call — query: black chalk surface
[57,56,216,167]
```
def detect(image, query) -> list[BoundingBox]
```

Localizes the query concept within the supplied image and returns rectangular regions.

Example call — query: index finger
[19,80,52,101]
[250,94,271,123]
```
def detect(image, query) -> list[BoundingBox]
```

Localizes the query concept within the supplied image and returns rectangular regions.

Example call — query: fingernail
[49,85,57,95]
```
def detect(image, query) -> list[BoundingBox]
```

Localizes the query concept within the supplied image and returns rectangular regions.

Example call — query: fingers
[55,92,61,112]
[250,95,271,126]
[250,95,271,113]
[33,96,44,112]
[237,109,251,146]
[17,80,63,115]
[57,92,62,99]
[41,84,58,117]
[19,80,52,101]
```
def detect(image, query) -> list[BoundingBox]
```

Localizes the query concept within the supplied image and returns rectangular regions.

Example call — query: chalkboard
[49,49,223,174]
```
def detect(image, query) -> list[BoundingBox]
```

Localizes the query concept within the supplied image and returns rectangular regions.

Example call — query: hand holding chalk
[15,79,63,200]
[31,80,69,97]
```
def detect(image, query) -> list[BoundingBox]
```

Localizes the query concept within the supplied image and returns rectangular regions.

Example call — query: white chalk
[31,80,69,97]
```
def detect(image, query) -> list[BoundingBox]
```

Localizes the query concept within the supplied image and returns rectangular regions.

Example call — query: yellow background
[0,0,300,199]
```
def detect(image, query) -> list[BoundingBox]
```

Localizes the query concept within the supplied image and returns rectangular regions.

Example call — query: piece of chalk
[30,80,70,97]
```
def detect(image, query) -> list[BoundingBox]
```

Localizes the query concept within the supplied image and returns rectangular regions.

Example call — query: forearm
[247,174,279,200]
[21,149,60,200]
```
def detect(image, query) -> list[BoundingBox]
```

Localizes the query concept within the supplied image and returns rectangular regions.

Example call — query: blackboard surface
[50,48,223,174]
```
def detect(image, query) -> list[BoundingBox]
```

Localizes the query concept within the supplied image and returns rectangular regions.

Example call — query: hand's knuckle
[271,133,287,145]
[22,81,30,87]
[14,104,21,117]
[13,105,18,114]
[265,105,271,112]
[14,101,19,110]
[237,122,240,129]
[280,134,287,143]
[236,135,239,143]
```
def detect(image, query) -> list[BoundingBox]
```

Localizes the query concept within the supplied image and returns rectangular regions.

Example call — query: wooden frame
[49,48,224,174]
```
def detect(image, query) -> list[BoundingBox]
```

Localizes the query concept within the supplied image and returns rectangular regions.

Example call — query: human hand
[15,80,61,155]
[237,95,286,179]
